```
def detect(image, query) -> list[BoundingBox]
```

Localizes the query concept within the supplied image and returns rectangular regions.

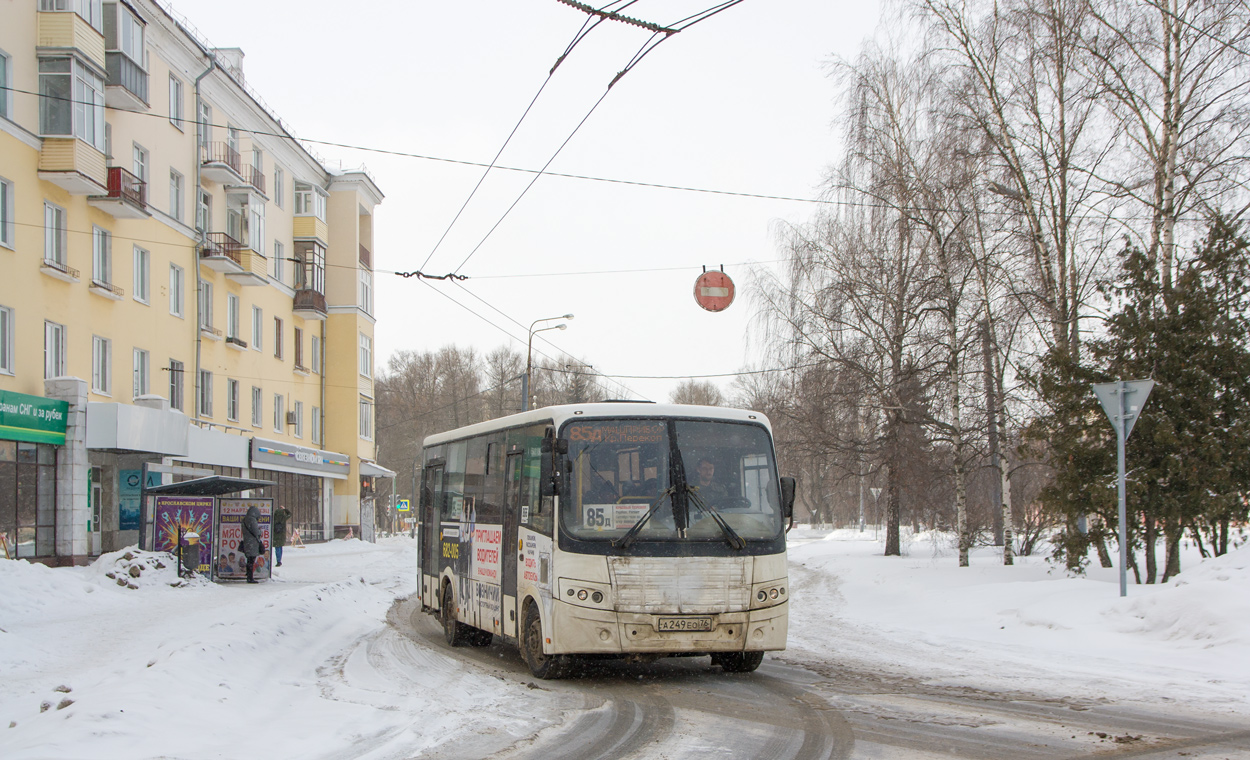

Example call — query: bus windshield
[560,418,782,543]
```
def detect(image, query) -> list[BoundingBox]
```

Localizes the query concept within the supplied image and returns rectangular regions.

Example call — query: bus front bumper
[551,598,788,655]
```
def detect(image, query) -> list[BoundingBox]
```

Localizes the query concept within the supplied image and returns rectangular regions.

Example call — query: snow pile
[784,529,1250,713]
[1112,544,1250,647]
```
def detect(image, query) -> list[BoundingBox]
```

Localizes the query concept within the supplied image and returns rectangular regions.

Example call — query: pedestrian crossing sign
[396,499,410,512]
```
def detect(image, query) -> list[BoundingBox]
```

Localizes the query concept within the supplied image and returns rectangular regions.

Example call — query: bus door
[502,451,522,638]
[421,462,444,600]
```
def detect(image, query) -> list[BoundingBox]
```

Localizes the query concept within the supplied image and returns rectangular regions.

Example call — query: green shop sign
[0,390,70,445]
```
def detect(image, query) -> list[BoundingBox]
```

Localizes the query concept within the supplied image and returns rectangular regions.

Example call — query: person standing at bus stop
[241,505,265,583]
[273,504,292,567]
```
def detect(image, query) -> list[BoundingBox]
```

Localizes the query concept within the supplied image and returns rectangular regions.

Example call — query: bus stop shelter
[141,475,274,580]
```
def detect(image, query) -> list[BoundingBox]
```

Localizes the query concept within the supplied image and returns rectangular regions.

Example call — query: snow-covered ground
[1,529,1246,758]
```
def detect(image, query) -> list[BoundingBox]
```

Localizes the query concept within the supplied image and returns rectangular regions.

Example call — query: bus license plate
[657,616,713,632]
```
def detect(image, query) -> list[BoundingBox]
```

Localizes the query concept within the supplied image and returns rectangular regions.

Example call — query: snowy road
[3,534,1249,759]
[374,596,1250,759]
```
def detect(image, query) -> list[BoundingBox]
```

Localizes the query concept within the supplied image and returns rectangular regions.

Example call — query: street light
[522,314,573,411]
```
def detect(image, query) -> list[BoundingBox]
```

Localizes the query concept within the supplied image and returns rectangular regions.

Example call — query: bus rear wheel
[521,603,569,679]
[712,651,764,673]
[441,584,471,647]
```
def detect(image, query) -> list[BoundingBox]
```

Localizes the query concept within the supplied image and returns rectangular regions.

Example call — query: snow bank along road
[2,535,1249,759]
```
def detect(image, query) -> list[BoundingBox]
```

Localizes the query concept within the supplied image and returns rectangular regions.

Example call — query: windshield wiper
[687,487,747,550]
[613,487,676,550]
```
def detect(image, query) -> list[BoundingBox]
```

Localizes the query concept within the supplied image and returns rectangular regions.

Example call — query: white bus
[416,402,795,678]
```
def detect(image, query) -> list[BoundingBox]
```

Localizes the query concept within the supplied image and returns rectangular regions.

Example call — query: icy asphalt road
[365,595,1250,760]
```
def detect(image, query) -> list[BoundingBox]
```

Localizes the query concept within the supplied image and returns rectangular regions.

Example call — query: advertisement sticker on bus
[471,524,503,583]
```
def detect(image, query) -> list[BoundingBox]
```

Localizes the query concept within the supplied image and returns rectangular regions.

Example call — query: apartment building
[0,0,390,564]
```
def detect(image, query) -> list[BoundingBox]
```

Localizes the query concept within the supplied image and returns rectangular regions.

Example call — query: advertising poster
[119,469,161,531]
[152,496,215,575]
[216,499,272,581]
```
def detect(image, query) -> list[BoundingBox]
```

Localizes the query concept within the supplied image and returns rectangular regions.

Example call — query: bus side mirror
[780,477,796,519]
[540,437,569,497]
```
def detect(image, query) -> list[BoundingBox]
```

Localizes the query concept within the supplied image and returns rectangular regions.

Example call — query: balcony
[105,52,149,111]
[243,164,266,196]
[200,142,244,185]
[226,248,269,287]
[226,335,248,350]
[200,325,222,341]
[37,11,106,70]
[88,279,124,300]
[39,138,107,195]
[199,232,244,274]
[359,244,371,268]
[40,258,80,283]
[292,215,327,244]
[88,167,149,219]
[293,289,327,321]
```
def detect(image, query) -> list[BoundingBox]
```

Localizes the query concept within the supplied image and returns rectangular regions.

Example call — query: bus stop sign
[694,270,735,312]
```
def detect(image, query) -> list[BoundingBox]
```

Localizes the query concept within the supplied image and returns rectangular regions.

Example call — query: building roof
[144,475,275,496]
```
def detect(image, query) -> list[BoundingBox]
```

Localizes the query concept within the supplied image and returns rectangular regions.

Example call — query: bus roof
[420,403,773,448]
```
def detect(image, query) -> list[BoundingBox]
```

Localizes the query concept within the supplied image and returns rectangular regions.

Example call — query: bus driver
[693,457,728,504]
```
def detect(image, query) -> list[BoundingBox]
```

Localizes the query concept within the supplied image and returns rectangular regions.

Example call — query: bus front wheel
[713,651,764,673]
[442,584,471,647]
[521,604,569,679]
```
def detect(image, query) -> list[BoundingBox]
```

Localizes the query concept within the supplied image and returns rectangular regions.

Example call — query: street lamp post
[522,314,573,411]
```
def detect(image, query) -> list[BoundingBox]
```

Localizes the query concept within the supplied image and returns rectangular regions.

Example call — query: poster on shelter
[216,499,272,581]
[153,496,214,575]
[119,469,161,531]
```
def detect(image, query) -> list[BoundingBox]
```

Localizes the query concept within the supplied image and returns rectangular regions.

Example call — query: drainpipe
[192,54,216,426]
[320,317,327,537]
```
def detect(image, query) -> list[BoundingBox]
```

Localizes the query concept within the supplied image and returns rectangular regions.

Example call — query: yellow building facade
[0,0,388,564]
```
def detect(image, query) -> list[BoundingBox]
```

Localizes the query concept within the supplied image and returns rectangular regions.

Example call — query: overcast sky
[166,0,883,403]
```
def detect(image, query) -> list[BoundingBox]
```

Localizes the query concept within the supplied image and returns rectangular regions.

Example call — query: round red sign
[693,270,735,312]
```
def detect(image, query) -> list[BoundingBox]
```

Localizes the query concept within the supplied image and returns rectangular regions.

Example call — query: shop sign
[0,389,69,445]
[250,437,350,478]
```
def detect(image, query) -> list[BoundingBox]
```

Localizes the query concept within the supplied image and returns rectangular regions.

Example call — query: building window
[311,406,320,444]
[310,335,320,374]
[294,327,304,369]
[115,6,143,64]
[251,306,263,351]
[168,74,183,129]
[169,359,184,411]
[226,378,240,422]
[39,57,105,150]
[199,280,213,330]
[197,101,212,151]
[251,386,262,427]
[359,269,373,315]
[0,49,11,120]
[0,305,13,375]
[196,189,211,232]
[272,240,284,282]
[293,182,326,220]
[92,226,111,284]
[359,333,372,378]
[250,201,265,255]
[273,167,284,209]
[92,336,110,394]
[44,321,66,379]
[132,143,148,183]
[273,393,284,433]
[294,241,325,293]
[44,202,67,265]
[133,246,150,303]
[274,317,283,359]
[169,169,183,221]
[198,370,212,417]
[133,348,149,398]
[359,398,373,440]
[0,176,14,249]
[169,264,184,317]
[292,400,303,438]
[227,293,240,340]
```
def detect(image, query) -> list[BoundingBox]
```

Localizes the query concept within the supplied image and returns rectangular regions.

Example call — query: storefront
[0,389,69,560]
[249,438,350,542]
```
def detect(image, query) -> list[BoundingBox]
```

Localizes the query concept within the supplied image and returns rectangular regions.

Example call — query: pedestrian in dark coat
[273,505,292,567]
[241,505,264,583]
